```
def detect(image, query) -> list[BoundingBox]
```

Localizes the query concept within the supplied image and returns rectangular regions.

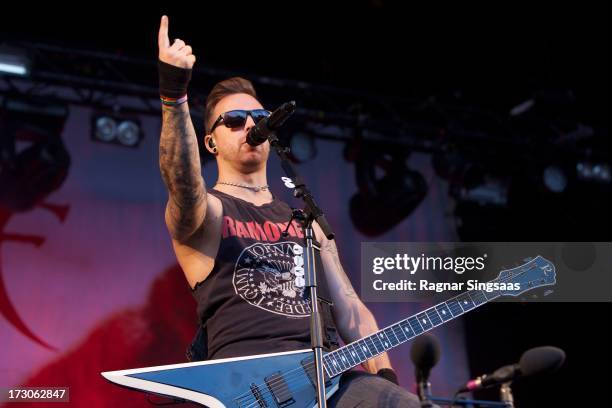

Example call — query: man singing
[157,15,421,407]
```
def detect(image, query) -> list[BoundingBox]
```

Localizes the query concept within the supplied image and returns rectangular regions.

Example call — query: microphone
[457,346,566,393]
[410,333,441,407]
[246,101,296,146]
[411,333,441,383]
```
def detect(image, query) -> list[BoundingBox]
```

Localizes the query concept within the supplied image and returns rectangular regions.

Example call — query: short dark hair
[204,77,258,134]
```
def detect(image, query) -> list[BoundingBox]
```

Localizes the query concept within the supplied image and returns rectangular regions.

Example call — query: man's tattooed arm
[322,239,357,298]
[319,235,393,373]
[159,103,206,242]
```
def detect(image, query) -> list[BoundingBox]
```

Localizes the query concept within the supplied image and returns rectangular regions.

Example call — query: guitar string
[238,284,504,408]
[237,273,528,407]
[234,267,546,406]
[240,304,475,408]
[235,281,509,406]
[237,290,495,407]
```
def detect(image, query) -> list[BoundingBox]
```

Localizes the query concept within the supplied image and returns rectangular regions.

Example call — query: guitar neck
[323,280,502,377]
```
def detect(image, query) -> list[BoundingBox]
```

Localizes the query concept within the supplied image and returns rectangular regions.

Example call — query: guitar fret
[416,312,433,331]
[338,350,350,369]
[329,296,491,378]
[457,293,474,311]
[484,288,498,300]
[362,337,375,356]
[345,347,357,367]
[328,354,340,374]
[318,357,332,379]
[360,338,375,358]
[343,346,357,366]
[408,316,424,335]
[356,341,368,361]
[121,258,560,407]
[352,342,366,362]
[385,327,400,346]
[484,280,501,300]
[377,331,391,349]
[324,354,337,376]
[436,304,453,321]
[372,333,383,350]
[323,361,332,379]
[366,335,383,354]
[333,353,345,372]
[348,343,361,364]
[393,323,409,342]
[319,272,528,379]
[399,319,415,338]
[471,290,487,306]
[446,299,463,316]
[335,350,348,371]
[426,308,443,326]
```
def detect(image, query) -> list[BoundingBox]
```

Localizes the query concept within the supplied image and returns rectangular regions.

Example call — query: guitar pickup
[301,358,331,389]
[264,372,294,407]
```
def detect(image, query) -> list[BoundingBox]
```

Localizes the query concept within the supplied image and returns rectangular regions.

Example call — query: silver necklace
[217,181,269,192]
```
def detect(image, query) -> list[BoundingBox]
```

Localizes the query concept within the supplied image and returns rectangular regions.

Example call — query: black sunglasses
[209,109,271,134]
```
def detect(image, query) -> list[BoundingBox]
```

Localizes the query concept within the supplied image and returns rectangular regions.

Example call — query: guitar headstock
[497,256,556,296]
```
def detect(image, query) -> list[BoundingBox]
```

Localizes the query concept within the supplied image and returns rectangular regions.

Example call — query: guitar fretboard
[322,280,503,377]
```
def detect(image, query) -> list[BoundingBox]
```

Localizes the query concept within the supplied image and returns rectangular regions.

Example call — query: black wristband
[158,60,192,99]
[376,368,399,385]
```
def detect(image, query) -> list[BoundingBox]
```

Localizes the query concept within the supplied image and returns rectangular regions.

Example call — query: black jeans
[327,371,423,408]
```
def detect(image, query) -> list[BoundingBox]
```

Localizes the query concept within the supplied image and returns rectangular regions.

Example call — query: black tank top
[191,189,337,360]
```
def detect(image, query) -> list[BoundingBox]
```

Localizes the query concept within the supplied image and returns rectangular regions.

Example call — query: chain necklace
[217,181,270,192]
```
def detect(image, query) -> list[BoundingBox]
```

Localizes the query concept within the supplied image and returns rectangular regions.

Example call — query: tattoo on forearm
[323,239,357,298]
[340,270,358,298]
[159,105,205,236]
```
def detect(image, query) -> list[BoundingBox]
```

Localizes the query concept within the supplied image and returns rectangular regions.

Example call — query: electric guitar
[101,256,555,407]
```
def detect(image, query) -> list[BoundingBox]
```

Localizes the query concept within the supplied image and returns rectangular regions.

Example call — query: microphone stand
[268,127,335,408]
[416,379,434,408]
[499,383,515,408]
[429,395,512,407]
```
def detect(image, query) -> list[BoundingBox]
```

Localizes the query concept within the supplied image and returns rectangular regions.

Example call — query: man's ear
[204,134,217,154]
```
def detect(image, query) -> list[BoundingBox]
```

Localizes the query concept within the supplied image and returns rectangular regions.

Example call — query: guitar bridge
[246,383,268,408]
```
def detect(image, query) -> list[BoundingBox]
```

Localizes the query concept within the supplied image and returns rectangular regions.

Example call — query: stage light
[348,147,427,236]
[94,116,117,142]
[509,98,535,116]
[543,165,567,193]
[577,162,611,183]
[458,178,508,207]
[0,47,30,76]
[289,132,317,162]
[91,113,142,147]
[116,120,140,147]
[0,96,70,211]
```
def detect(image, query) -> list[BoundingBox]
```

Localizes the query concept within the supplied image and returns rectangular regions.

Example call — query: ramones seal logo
[233,241,311,318]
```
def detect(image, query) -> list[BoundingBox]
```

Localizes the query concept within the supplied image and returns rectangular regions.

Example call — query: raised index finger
[158,15,170,49]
